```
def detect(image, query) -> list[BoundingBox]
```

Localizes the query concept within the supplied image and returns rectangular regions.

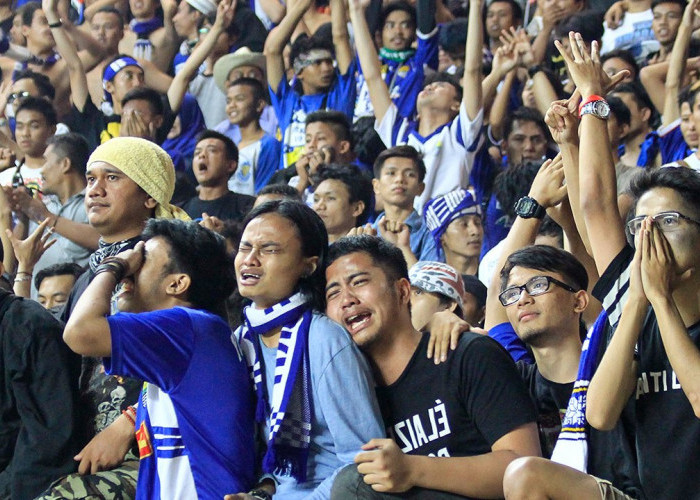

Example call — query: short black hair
[651,0,687,12]
[15,96,58,127]
[555,11,604,42]
[35,262,84,290]
[379,0,417,32]
[121,87,164,116]
[316,163,374,225]
[306,110,353,148]
[600,49,640,81]
[499,245,589,293]
[607,94,631,127]
[328,234,409,284]
[493,160,544,220]
[94,6,125,25]
[629,166,700,220]
[12,70,56,100]
[484,0,523,22]
[20,1,41,26]
[609,81,660,129]
[195,130,239,163]
[503,106,550,142]
[228,77,268,110]
[257,183,303,201]
[46,133,91,176]
[142,219,236,315]
[243,200,329,311]
[373,145,426,182]
[538,215,564,248]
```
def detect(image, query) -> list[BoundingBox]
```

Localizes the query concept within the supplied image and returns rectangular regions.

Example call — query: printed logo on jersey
[136,421,153,458]
[388,399,452,455]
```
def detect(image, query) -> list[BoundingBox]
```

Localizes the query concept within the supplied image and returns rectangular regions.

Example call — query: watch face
[594,100,610,118]
[516,197,536,216]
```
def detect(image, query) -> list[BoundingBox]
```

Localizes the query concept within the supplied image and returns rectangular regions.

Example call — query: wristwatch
[248,489,273,500]
[514,196,546,219]
[578,95,610,120]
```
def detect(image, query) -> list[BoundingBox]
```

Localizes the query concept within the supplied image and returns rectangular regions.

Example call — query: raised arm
[264,0,314,93]
[663,0,699,125]
[64,242,145,356]
[44,0,90,111]
[149,0,182,73]
[556,33,627,274]
[330,0,353,74]
[462,0,483,120]
[348,0,392,122]
[167,0,236,112]
[485,157,568,330]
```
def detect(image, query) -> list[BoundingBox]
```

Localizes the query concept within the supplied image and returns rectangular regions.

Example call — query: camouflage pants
[35,460,138,500]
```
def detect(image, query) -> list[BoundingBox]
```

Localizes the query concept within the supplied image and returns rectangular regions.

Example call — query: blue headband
[102,56,142,103]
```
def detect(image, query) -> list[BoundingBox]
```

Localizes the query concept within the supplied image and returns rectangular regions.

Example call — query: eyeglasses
[626,211,700,235]
[8,91,31,103]
[499,275,578,306]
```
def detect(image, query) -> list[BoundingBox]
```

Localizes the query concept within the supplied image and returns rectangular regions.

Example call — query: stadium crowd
[0,0,699,496]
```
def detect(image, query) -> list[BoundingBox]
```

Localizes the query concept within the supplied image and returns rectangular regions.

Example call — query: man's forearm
[407,450,523,497]
[63,271,115,356]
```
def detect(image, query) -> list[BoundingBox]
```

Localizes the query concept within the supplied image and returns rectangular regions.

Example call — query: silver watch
[580,99,610,120]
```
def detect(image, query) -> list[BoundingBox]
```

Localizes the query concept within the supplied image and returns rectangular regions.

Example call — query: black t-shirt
[376,332,537,461]
[517,361,572,458]
[594,245,700,500]
[0,291,82,499]
[65,95,177,153]
[182,191,255,221]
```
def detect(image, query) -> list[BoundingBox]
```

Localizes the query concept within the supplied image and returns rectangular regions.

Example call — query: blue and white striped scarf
[551,310,607,471]
[238,292,313,482]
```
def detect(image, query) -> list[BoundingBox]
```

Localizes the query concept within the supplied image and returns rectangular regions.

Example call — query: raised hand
[545,97,580,145]
[5,217,56,271]
[604,0,627,29]
[500,27,534,67]
[555,32,629,98]
[213,0,237,31]
[347,223,378,237]
[491,41,519,77]
[528,154,567,209]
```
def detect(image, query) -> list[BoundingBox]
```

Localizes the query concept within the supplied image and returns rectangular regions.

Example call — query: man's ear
[59,156,72,175]
[153,114,164,130]
[619,122,630,141]
[166,273,191,297]
[227,159,238,176]
[104,80,115,96]
[303,255,319,277]
[416,181,425,196]
[351,200,365,219]
[338,140,351,156]
[573,290,589,314]
[256,98,266,114]
[372,178,381,196]
[396,277,412,305]
[641,107,652,124]
[145,197,158,210]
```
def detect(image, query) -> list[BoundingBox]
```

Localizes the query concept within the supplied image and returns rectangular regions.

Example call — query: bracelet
[16,271,32,277]
[94,256,128,281]
[122,408,135,426]
[48,20,63,28]
[14,276,31,283]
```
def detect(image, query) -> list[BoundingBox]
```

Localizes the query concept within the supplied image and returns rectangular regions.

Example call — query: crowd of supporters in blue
[0,0,699,496]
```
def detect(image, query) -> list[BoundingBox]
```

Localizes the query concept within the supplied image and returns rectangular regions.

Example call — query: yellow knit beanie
[87,137,190,220]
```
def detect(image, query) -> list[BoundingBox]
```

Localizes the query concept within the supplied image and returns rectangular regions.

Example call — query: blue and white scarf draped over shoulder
[235,292,313,482]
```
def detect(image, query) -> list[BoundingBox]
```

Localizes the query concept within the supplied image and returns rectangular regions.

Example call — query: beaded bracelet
[95,256,129,282]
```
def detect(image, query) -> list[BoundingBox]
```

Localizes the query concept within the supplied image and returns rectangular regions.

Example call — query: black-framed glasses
[8,91,31,103]
[499,275,578,306]
[627,211,700,236]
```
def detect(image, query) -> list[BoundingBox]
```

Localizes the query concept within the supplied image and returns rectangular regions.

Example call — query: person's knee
[331,464,364,499]
[503,457,550,499]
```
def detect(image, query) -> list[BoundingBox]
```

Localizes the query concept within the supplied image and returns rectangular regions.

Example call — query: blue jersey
[270,60,358,169]
[354,28,439,121]
[229,134,283,195]
[105,307,255,500]
[659,119,693,164]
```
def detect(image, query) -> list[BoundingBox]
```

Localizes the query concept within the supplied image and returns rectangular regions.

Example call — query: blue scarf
[237,292,313,482]
[550,310,607,472]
